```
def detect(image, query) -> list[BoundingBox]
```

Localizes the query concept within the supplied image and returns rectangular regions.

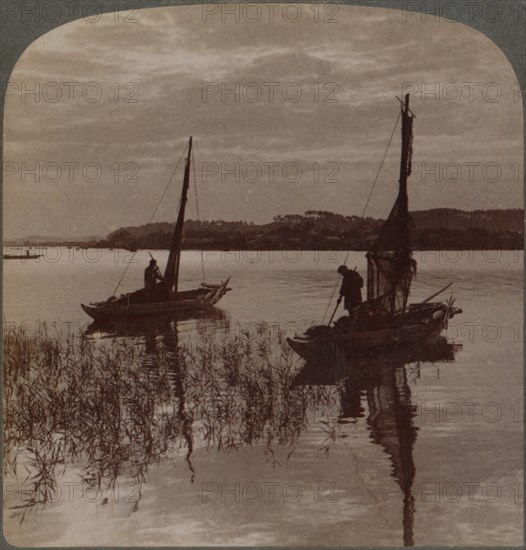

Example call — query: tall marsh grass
[3,322,338,520]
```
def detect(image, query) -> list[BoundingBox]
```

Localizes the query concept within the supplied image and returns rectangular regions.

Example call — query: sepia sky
[3,4,523,238]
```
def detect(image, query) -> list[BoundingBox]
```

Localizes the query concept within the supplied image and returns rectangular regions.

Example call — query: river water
[3,248,523,546]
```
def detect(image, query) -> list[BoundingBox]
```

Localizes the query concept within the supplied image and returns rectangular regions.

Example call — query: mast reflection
[84,309,228,481]
[82,317,459,545]
[294,338,460,547]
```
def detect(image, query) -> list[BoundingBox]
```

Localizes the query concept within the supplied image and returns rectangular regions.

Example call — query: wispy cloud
[4,4,522,237]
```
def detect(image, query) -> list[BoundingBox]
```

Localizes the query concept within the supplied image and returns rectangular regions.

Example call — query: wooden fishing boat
[287,95,461,362]
[81,137,231,322]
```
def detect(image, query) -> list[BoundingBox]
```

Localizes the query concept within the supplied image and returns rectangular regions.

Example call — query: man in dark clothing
[336,265,363,315]
[144,259,163,290]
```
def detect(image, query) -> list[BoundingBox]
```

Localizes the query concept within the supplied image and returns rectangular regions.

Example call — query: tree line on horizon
[93,208,523,251]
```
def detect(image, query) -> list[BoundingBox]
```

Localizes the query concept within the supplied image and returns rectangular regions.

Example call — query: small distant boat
[81,137,231,322]
[287,95,462,361]
[4,251,42,260]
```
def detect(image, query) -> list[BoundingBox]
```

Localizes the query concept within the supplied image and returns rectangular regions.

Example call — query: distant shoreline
[3,245,524,252]
[6,208,524,251]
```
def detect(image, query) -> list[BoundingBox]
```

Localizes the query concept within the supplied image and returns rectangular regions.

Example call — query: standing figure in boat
[336,265,363,316]
[80,137,232,322]
[144,259,163,291]
[286,95,462,361]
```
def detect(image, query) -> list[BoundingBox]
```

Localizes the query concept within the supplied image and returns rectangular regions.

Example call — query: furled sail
[163,137,193,294]
[366,95,416,316]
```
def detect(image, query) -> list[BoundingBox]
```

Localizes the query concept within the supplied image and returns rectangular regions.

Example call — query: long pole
[422,282,452,303]
[321,107,402,324]
[327,266,358,325]
[328,301,340,325]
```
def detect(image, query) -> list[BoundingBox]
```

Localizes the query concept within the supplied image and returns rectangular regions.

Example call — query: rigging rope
[321,109,402,324]
[191,150,206,284]
[361,110,402,219]
[111,143,189,297]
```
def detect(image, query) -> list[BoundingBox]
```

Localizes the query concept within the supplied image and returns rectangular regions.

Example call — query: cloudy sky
[3,4,522,238]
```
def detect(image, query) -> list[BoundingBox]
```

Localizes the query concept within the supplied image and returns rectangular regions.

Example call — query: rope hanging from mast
[321,107,402,324]
[111,143,189,297]
[191,150,206,284]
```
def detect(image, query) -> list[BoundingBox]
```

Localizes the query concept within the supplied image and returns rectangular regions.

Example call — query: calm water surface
[3,249,523,546]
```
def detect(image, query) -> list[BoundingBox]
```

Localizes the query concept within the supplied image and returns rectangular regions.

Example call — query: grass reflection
[4,322,337,521]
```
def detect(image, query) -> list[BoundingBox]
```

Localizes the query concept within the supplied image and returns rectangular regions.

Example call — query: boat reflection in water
[81,318,459,546]
[84,307,228,343]
[84,309,229,483]
[294,338,461,547]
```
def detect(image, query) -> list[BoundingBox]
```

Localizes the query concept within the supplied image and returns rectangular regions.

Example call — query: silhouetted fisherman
[144,259,163,291]
[336,265,363,315]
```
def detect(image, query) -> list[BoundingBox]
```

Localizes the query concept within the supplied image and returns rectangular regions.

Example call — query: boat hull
[4,255,42,260]
[287,303,459,362]
[81,279,230,321]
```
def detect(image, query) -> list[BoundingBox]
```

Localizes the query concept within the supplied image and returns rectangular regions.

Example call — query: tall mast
[366,95,416,315]
[163,136,193,294]
[398,93,413,249]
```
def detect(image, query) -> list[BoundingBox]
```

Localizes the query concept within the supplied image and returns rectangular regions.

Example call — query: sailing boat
[81,137,231,322]
[287,95,461,361]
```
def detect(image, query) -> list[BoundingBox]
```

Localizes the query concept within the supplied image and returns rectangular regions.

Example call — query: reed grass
[3,322,339,521]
